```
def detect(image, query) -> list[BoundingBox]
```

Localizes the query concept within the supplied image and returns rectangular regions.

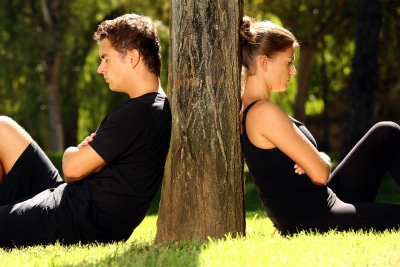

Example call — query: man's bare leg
[0,116,32,182]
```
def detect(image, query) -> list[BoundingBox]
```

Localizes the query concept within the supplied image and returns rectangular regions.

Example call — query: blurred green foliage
[0,0,399,151]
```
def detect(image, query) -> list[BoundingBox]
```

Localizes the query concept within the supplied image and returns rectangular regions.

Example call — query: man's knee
[0,116,32,173]
[0,116,29,137]
[0,116,15,125]
[0,116,19,132]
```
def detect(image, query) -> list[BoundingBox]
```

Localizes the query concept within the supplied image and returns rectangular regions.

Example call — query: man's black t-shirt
[64,92,171,241]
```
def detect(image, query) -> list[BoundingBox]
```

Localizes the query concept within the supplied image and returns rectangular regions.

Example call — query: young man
[0,13,171,247]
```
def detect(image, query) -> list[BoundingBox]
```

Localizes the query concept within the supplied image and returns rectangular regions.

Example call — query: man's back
[65,91,171,241]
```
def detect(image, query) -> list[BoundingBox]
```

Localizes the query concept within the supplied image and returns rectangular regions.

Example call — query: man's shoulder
[114,92,170,120]
[130,92,167,106]
[133,92,170,114]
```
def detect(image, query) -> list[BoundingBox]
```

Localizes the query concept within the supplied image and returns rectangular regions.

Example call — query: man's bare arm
[62,133,106,184]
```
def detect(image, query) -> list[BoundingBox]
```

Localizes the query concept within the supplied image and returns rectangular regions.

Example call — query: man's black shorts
[0,142,76,248]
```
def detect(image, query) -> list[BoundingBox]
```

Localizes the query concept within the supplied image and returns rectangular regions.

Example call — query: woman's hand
[294,163,305,175]
[294,152,331,176]
[246,100,331,185]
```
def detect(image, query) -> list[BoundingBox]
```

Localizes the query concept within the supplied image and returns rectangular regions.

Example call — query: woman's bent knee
[371,121,400,134]
[373,121,399,129]
[369,121,400,145]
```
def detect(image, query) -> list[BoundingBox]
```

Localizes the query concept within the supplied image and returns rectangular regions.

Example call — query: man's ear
[128,49,140,68]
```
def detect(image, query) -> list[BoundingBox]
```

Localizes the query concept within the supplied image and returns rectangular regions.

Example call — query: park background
[0,0,399,156]
[1,0,400,266]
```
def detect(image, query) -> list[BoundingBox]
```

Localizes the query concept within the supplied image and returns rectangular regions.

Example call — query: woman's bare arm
[246,101,331,185]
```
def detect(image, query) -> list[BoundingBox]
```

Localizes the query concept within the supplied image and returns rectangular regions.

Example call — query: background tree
[0,0,170,151]
[0,0,399,160]
[373,1,400,128]
[0,0,124,150]
[341,0,382,157]
[71,0,170,145]
[155,0,245,242]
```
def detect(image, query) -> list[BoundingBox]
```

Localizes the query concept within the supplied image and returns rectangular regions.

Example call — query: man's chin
[109,86,123,93]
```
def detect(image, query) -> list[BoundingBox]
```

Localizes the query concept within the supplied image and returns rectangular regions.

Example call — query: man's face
[97,38,131,93]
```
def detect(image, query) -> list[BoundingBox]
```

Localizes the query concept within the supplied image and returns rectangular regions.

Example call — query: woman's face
[265,46,297,92]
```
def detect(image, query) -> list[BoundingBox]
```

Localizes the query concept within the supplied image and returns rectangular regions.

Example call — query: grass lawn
[1,155,400,266]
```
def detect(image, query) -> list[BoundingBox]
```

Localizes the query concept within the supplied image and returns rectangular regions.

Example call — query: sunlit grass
[2,213,399,267]
[200,215,400,267]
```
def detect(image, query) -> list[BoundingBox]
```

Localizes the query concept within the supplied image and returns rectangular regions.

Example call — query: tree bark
[342,0,382,157]
[48,52,64,151]
[40,0,65,152]
[155,0,245,242]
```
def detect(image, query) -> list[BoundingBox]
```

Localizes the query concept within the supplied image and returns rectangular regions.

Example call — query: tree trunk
[294,41,316,122]
[48,52,65,152]
[290,0,348,123]
[40,0,64,152]
[155,0,245,242]
[341,0,382,157]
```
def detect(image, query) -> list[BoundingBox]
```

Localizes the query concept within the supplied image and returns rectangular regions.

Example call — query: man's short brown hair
[94,13,161,76]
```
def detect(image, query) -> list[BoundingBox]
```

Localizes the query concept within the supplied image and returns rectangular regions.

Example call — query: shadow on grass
[72,172,264,266]
[84,240,206,267]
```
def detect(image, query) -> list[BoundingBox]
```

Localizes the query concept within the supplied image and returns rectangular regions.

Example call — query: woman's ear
[259,55,270,71]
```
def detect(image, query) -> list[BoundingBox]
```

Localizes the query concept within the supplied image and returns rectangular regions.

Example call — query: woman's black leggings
[294,121,400,233]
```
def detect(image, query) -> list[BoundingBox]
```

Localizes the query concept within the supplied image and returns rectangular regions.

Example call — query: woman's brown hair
[240,16,298,75]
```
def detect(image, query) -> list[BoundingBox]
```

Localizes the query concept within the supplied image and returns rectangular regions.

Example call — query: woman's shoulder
[244,100,293,149]
[248,99,281,110]
[247,100,288,123]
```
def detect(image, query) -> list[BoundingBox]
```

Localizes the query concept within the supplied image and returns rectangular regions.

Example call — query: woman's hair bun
[240,16,255,43]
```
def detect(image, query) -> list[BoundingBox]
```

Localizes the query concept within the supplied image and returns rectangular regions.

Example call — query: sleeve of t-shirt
[89,101,152,163]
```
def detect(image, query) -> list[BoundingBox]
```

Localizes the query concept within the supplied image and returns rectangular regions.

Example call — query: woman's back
[240,101,336,231]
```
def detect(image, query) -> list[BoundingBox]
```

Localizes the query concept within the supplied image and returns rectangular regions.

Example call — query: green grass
[1,211,400,266]
[2,154,398,266]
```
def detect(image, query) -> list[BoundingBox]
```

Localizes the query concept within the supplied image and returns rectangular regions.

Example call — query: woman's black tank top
[240,101,336,231]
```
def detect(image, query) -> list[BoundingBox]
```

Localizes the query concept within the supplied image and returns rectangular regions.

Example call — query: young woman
[240,16,400,235]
